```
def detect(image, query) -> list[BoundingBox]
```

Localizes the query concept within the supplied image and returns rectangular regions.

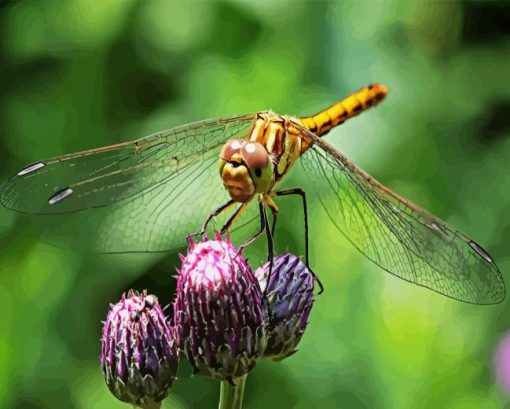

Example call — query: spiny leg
[187,199,235,240]
[232,200,276,297]
[275,188,324,294]
[237,201,267,253]
[262,201,275,296]
[265,197,279,240]
[220,203,248,235]
[274,189,309,265]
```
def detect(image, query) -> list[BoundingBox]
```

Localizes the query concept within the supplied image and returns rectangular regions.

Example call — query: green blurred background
[1,1,510,408]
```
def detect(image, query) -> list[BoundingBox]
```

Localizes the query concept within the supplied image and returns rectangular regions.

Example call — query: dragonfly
[0,84,505,304]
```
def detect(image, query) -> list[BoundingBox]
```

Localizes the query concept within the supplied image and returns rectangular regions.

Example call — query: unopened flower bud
[173,234,266,381]
[101,290,178,408]
[255,253,315,360]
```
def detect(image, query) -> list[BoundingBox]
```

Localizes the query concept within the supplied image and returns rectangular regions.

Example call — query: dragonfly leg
[275,188,324,294]
[220,203,248,235]
[187,199,235,241]
[265,197,279,240]
[234,200,276,297]
[237,201,267,253]
[263,202,275,296]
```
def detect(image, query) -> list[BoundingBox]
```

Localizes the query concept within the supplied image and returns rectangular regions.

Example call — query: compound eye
[220,139,244,161]
[241,142,269,170]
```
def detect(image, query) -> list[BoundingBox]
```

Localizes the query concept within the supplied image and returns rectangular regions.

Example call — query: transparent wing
[1,114,259,253]
[31,152,260,253]
[1,114,255,214]
[295,124,505,304]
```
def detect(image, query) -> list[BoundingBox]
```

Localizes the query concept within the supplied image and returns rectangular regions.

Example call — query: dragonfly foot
[185,230,209,243]
[308,265,324,295]
[234,244,246,260]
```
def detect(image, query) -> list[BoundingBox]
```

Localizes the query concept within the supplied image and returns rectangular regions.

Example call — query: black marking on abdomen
[352,103,363,113]
[322,117,332,130]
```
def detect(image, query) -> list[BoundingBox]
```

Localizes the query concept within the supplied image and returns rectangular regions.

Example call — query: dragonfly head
[219,139,274,203]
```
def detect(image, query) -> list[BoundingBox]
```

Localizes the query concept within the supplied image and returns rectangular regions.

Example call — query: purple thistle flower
[173,233,266,381]
[255,253,315,360]
[101,290,178,407]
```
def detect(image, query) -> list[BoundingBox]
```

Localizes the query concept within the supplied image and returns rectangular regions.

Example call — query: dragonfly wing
[296,125,505,304]
[34,149,259,253]
[1,114,259,253]
[1,114,254,214]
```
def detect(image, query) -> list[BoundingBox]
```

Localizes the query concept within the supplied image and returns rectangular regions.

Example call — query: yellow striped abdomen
[298,83,388,137]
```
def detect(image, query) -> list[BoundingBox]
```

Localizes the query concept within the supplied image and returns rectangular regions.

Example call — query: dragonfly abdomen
[298,84,388,137]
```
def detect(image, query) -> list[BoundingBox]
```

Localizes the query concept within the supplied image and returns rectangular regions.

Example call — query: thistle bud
[173,234,266,381]
[255,253,315,360]
[100,290,178,408]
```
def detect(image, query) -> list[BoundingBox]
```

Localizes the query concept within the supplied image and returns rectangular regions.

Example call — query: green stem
[135,399,161,409]
[218,375,248,409]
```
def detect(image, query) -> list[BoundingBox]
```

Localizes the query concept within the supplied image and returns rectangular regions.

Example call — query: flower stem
[136,399,161,409]
[218,375,248,409]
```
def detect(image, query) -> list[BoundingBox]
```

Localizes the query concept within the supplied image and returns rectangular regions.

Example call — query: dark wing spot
[48,187,73,205]
[428,221,452,242]
[17,162,45,176]
[468,240,494,263]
